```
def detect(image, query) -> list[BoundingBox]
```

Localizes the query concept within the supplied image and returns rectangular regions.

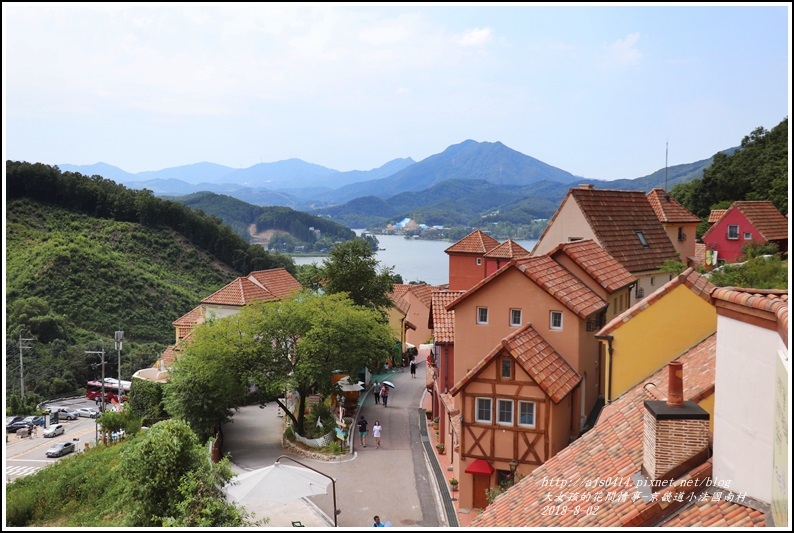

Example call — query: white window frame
[743,232,752,240]
[476,257,482,266]
[727,225,739,240]
[518,401,536,428]
[497,399,514,426]
[477,307,489,325]
[510,308,522,327]
[550,311,563,330]
[475,397,492,423]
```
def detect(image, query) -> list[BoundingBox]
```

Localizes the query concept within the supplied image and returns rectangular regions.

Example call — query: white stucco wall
[712,314,778,503]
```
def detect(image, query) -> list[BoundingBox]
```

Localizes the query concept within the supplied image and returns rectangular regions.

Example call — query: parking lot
[5,397,106,482]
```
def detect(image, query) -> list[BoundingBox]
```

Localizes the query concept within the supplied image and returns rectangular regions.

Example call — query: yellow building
[596,268,717,404]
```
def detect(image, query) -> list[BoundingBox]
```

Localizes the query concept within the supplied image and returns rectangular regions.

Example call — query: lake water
[292,234,538,286]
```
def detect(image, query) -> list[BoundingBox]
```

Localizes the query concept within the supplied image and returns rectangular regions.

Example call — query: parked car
[45,441,76,457]
[76,407,99,419]
[22,415,46,427]
[6,416,23,426]
[56,408,79,421]
[6,419,33,433]
[43,423,65,438]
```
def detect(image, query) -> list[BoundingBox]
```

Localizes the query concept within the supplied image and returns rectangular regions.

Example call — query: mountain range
[57,139,733,231]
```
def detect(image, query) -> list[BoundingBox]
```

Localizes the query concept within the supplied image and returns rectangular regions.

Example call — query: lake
[292,233,538,286]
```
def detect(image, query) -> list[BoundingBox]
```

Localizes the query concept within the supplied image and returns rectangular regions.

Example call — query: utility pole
[86,347,107,413]
[19,331,33,398]
[115,331,124,402]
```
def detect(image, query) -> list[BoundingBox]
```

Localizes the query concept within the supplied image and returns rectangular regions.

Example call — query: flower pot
[450,483,458,491]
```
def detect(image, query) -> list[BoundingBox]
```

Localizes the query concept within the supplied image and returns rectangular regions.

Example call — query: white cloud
[456,27,493,47]
[601,32,642,68]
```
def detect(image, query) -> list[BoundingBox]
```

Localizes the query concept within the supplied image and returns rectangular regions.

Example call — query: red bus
[86,378,131,404]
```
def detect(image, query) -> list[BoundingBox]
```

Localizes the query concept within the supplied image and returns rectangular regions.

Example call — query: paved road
[222,362,445,528]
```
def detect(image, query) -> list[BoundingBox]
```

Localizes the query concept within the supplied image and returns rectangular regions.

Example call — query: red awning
[464,459,494,476]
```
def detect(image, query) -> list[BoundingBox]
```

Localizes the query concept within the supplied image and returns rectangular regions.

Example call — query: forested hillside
[671,117,788,217]
[5,161,297,402]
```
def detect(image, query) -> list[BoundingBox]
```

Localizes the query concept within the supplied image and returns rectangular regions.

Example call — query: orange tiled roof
[484,239,531,260]
[548,239,637,293]
[406,283,436,307]
[647,188,702,223]
[444,229,501,254]
[597,268,715,336]
[663,494,766,527]
[201,276,274,306]
[708,209,727,224]
[471,334,762,528]
[390,284,410,300]
[430,290,464,343]
[172,305,205,327]
[570,187,679,272]
[731,201,788,241]
[711,286,788,340]
[450,324,581,404]
[247,267,303,299]
[447,257,606,320]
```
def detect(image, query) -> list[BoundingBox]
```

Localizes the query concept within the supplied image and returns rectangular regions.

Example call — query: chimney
[579,183,594,189]
[641,362,710,486]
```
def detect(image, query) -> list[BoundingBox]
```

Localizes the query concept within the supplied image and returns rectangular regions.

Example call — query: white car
[76,407,99,418]
[43,423,65,438]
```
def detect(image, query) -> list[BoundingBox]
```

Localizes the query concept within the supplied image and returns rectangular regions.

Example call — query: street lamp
[509,459,518,486]
[276,455,340,527]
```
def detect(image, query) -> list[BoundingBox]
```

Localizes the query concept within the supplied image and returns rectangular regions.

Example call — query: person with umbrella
[381,383,390,407]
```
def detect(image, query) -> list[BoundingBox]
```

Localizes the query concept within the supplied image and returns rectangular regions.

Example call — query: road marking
[6,465,44,478]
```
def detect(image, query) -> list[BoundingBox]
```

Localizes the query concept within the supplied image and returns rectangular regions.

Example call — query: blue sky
[2,3,790,180]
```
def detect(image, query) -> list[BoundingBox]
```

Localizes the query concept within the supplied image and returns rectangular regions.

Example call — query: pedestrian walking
[381,384,389,407]
[373,420,382,448]
[358,416,368,447]
[372,381,381,404]
[410,359,417,378]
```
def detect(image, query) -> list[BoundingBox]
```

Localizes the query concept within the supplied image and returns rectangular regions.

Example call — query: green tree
[120,419,248,526]
[319,238,396,315]
[162,316,247,441]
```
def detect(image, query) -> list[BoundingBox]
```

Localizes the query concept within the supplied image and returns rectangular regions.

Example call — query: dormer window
[635,230,649,248]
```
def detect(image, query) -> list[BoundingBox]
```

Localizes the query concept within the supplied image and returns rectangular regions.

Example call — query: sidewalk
[421,387,477,528]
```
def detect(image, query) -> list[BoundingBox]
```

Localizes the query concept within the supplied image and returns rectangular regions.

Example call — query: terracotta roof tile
[449,324,581,403]
[597,268,715,336]
[201,276,274,306]
[406,283,436,307]
[247,267,303,299]
[484,239,532,260]
[513,256,607,319]
[647,188,702,223]
[570,188,679,272]
[173,305,205,327]
[471,334,751,528]
[444,229,501,254]
[549,239,637,293]
[430,290,464,344]
[664,492,767,527]
[708,209,727,224]
[447,257,606,320]
[711,286,788,336]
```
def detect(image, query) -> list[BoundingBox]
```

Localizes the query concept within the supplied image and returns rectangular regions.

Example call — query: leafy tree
[677,118,788,217]
[659,259,687,275]
[128,378,169,426]
[120,419,248,526]
[162,316,247,441]
[166,291,393,436]
[319,238,396,315]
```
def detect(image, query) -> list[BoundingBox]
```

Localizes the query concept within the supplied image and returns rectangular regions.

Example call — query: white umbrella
[226,463,332,504]
[382,380,396,389]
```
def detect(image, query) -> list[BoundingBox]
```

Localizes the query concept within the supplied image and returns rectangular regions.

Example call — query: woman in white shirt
[372,421,382,448]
